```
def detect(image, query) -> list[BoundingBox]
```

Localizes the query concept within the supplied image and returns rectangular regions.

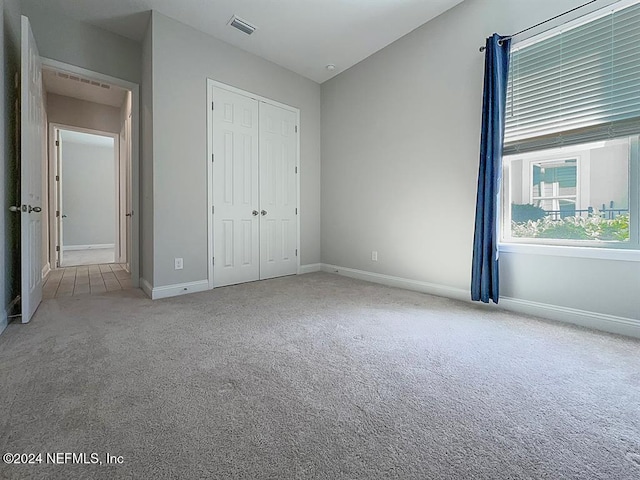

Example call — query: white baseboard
[321,263,640,339]
[146,279,210,300]
[299,263,322,274]
[0,311,7,337]
[42,263,51,280]
[498,297,640,339]
[140,278,153,299]
[63,244,115,251]
[1,296,21,336]
[321,264,470,302]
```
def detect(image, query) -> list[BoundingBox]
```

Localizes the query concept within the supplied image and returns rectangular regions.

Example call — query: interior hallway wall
[60,138,116,248]
[47,94,121,134]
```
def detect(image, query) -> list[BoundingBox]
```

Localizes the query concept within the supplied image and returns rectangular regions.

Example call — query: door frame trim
[49,123,120,269]
[41,57,140,287]
[206,79,301,289]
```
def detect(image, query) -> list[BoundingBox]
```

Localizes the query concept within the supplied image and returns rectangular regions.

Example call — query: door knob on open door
[252,210,259,216]
[29,206,41,213]
[261,210,267,216]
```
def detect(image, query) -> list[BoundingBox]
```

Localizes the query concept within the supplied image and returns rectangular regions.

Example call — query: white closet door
[259,102,298,280]
[213,87,260,287]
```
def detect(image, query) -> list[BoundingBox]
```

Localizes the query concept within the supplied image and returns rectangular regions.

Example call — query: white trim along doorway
[49,124,120,268]
[206,80,301,289]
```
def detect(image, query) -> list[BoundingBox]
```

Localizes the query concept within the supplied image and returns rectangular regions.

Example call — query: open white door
[20,15,44,323]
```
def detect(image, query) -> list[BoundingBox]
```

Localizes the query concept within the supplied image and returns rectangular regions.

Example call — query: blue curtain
[471,34,511,304]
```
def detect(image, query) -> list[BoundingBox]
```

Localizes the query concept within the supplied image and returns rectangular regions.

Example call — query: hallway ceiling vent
[56,72,111,90]
[228,15,256,35]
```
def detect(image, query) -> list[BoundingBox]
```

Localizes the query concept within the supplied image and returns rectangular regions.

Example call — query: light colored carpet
[61,248,115,267]
[0,272,638,479]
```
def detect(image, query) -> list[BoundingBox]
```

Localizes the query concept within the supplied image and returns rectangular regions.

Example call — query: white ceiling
[60,130,115,148]
[37,0,465,83]
[43,68,128,107]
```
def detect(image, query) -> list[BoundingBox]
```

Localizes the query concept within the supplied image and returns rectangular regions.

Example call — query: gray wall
[140,16,153,285]
[321,0,638,320]
[20,0,141,83]
[60,140,116,247]
[148,12,321,288]
[1,0,21,331]
[47,94,121,134]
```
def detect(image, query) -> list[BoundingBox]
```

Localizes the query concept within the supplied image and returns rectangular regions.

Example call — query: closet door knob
[252,210,259,216]
[261,210,267,216]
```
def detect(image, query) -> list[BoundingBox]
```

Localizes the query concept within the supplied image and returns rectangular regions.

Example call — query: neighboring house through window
[531,158,578,219]
[501,0,640,249]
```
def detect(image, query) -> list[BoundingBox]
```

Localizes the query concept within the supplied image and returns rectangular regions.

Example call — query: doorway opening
[41,62,136,293]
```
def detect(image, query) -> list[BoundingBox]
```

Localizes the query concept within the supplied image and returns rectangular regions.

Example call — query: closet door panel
[212,87,260,287]
[259,102,298,279]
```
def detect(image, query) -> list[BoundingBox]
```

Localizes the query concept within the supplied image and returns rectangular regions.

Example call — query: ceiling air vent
[56,71,111,89]
[228,15,256,35]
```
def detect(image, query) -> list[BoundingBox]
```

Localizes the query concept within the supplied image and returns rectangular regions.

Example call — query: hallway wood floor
[43,264,132,299]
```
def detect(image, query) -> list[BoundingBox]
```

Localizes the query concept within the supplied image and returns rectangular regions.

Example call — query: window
[504,138,634,244]
[501,0,640,250]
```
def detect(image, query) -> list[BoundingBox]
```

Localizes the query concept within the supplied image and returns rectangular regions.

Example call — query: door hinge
[55,175,59,181]
[56,245,60,252]
[55,140,59,147]
[295,166,298,174]
[295,208,298,215]
[212,153,214,162]
[212,257,215,265]
[295,125,298,133]
[212,206,214,214]
[56,210,60,217]
[212,102,214,110]
[295,249,298,257]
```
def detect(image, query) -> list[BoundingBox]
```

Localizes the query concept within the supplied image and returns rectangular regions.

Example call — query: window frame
[498,0,640,256]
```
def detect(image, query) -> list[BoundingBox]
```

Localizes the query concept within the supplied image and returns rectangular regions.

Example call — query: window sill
[498,242,640,262]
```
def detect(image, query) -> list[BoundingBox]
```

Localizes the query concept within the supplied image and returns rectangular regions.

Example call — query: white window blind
[504,0,640,153]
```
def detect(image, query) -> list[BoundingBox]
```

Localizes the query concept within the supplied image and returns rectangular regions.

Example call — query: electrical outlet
[371,251,378,262]
[175,258,183,270]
